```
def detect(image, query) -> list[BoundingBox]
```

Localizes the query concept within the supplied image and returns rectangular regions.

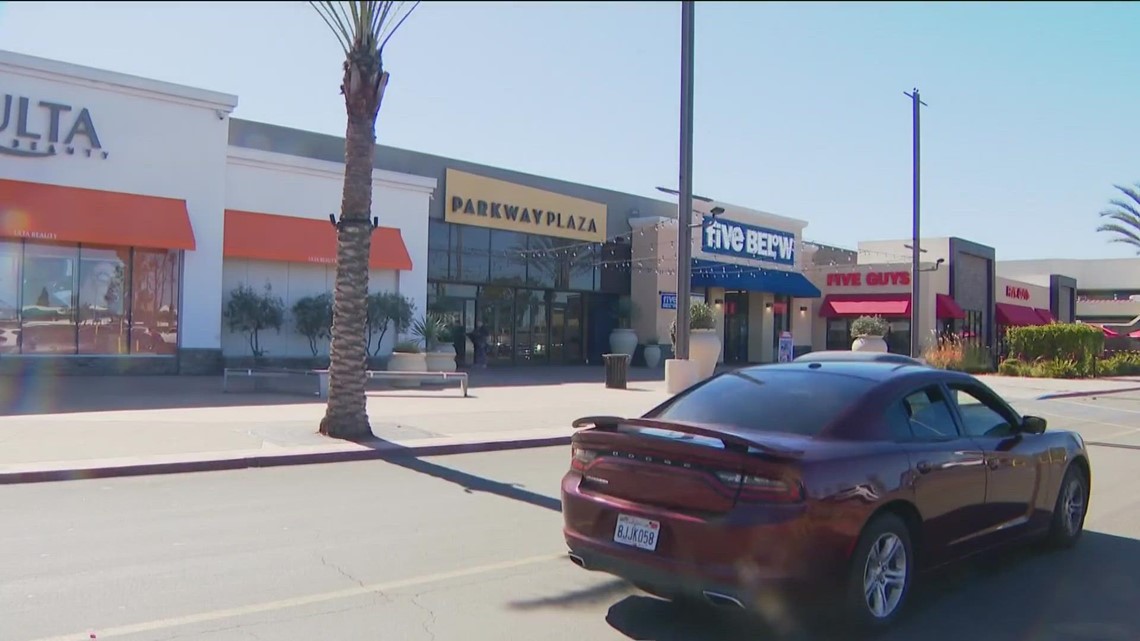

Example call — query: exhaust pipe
[567,553,586,569]
[702,590,745,609]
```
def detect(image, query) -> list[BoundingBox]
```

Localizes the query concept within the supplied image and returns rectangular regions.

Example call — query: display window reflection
[0,239,182,356]
[0,241,20,354]
[20,242,78,354]
[131,249,180,355]
[78,246,130,354]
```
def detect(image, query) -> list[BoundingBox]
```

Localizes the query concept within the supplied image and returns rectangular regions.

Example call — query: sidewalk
[4,365,1140,486]
[0,367,674,484]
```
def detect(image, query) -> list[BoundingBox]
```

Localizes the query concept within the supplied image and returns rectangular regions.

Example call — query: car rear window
[648,369,876,435]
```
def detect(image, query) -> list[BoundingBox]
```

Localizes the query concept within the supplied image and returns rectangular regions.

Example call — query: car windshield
[647,369,878,436]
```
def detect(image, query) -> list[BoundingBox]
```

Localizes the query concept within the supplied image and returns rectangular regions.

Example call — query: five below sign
[701,217,796,267]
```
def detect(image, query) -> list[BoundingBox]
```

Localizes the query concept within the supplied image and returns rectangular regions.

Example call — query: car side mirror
[1021,415,1047,434]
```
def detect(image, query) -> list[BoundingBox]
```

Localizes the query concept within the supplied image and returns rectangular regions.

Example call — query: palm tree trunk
[320,77,382,438]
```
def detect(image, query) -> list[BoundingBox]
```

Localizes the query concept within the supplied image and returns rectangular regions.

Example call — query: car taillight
[570,446,597,471]
[715,471,801,503]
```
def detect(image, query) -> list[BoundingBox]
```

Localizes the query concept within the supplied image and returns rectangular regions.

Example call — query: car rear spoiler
[571,415,804,458]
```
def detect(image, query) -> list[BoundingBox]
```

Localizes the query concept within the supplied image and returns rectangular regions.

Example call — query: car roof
[737,360,967,384]
[793,351,927,366]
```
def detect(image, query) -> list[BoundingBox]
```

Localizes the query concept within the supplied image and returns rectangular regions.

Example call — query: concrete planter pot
[609,328,638,358]
[643,344,662,369]
[852,335,888,353]
[425,345,457,379]
[690,329,722,381]
[388,351,427,388]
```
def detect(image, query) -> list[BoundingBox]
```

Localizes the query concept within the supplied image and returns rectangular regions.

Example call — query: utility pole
[675,0,696,360]
[904,88,927,358]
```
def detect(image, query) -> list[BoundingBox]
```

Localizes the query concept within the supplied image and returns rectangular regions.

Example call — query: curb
[0,435,572,486]
[1035,385,1140,401]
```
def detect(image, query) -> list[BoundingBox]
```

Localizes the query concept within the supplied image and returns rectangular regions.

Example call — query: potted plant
[669,301,720,380]
[850,315,889,353]
[388,338,428,387]
[643,337,663,369]
[608,296,638,357]
[413,314,457,373]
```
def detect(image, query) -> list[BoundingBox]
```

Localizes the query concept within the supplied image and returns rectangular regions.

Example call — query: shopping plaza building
[0,50,1127,375]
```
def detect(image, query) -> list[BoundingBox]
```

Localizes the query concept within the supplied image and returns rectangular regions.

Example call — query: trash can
[603,353,631,389]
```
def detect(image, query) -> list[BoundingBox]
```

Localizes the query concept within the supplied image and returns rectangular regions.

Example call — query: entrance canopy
[818,293,966,319]
[690,259,820,298]
[995,303,1047,327]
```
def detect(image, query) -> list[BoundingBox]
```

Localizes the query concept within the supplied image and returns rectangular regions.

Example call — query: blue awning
[690,259,821,298]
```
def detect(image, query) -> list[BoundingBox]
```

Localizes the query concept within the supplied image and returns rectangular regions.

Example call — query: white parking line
[1031,409,1138,434]
[1044,397,1140,415]
[26,553,565,641]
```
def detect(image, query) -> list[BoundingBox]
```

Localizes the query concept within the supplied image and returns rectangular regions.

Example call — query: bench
[221,368,323,396]
[317,370,469,398]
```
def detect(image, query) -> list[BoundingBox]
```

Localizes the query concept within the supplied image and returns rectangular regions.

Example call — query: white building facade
[0,50,434,374]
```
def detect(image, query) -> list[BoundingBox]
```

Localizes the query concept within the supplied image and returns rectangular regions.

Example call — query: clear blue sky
[2,1,1137,260]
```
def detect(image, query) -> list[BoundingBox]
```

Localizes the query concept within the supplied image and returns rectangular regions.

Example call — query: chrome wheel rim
[1063,476,1085,536]
[862,533,907,619]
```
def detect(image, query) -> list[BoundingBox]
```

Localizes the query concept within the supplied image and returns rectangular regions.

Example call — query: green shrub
[1006,323,1104,363]
[850,315,889,338]
[393,339,422,354]
[669,301,718,344]
[997,358,1024,376]
[1030,358,1081,379]
[1101,351,1140,376]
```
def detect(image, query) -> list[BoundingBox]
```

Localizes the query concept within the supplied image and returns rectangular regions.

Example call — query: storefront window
[458,226,490,283]
[489,230,527,285]
[131,249,180,355]
[0,241,20,354]
[427,219,451,281]
[886,320,911,355]
[568,243,597,291]
[78,246,130,355]
[21,242,78,354]
[826,319,849,351]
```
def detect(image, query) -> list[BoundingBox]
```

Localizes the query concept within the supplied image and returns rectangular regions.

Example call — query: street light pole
[675,0,696,360]
[904,88,927,358]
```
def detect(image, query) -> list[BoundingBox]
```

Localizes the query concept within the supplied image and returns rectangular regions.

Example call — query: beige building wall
[995,276,1050,310]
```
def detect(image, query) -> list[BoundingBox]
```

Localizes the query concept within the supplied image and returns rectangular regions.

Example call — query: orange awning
[223,210,412,270]
[0,178,195,249]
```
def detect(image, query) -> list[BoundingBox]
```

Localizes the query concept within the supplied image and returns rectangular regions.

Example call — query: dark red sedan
[561,360,1091,629]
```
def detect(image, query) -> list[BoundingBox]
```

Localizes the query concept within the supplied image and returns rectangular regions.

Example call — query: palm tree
[1096,182,1140,253]
[311,1,420,438]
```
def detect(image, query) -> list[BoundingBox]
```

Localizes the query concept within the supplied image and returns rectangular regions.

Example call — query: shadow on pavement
[366,441,564,513]
[530,531,1140,641]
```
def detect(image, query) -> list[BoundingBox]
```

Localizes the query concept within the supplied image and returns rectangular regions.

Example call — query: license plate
[613,514,660,551]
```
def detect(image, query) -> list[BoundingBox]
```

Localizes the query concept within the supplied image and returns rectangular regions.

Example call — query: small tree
[224,283,285,358]
[292,293,334,357]
[366,291,415,357]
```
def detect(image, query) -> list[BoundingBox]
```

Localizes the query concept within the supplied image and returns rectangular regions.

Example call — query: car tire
[843,513,914,631]
[1048,464,1088,548]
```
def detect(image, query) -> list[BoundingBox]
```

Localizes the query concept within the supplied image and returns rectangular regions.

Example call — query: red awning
[223,210,413,270]
[0,178,195,249]
[1035,308,1055,324]
[818,294,910,318]
[1129,329,1140,339]
[935,294,966,320]
[996,303,1046,327]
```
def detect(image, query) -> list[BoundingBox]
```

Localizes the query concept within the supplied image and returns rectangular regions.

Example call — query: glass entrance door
[478,286,514,365]
[724,291,750,363]
[550,292,584,364]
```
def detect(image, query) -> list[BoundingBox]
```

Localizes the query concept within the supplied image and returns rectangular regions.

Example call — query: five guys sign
[826,271,911,287]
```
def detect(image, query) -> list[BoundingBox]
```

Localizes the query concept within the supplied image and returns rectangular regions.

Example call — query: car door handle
[986,458,1001,470]
[916,461,934,474]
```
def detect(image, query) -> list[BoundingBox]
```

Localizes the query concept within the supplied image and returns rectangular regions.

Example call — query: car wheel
[844,513,913,630]
[1048,465,1088,548]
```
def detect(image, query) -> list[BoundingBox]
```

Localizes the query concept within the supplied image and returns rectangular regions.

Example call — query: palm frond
[310,1,419,58]
[1096,222,1140,244]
